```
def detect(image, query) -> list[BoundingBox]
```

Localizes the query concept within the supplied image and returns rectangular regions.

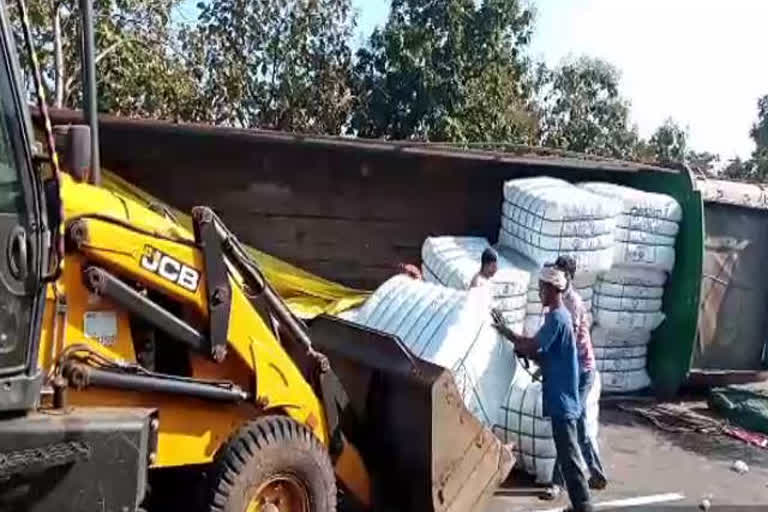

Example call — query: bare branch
[53,1,64,107]
[64,38,126,94]
[96,40,126,65]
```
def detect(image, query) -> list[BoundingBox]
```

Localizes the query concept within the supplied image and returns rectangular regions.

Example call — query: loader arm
[47,175,373,505]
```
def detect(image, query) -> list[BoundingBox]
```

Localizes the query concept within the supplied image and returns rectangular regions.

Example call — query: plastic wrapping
[495,366,601,483]
[499,177,621,273]
[353,276,518,428]
[579,182,681,272]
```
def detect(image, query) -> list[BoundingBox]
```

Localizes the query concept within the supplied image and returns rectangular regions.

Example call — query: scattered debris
[618,402,723,434]
[619,402,768,449]
[724,426,768,448]
[731,460,749,475]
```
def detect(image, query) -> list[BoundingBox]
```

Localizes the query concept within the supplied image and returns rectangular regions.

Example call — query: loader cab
[0,0,50,412]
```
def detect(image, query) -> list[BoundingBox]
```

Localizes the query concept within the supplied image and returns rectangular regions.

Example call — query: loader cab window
[0,51,26,216]
[0,22,41,382]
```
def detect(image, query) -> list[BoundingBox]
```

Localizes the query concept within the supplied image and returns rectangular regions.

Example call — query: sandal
[539,485,563,501]
[589,474,608,490]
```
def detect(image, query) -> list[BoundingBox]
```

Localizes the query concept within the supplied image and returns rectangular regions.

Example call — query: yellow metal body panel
[37,174,330,467]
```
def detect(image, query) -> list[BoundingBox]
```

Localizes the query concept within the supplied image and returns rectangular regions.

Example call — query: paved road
[488,404,768,512]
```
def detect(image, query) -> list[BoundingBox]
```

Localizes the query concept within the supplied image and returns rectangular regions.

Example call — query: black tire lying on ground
[208,415,336,512]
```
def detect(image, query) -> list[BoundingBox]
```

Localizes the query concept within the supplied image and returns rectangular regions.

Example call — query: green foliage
[687,150,719,176]
[718,95,768,181]
[648,118,687,166]
[183,0,356,133]
[9,0,761,181]
[536,57,640,159]
[722,157,751,180]
[349,0,536,143]
[751,95,768,151]
[749,95,768,180]
[10,0,199,120]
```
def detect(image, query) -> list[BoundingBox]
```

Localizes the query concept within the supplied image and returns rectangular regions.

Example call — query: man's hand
[515,337,538,358]
[493,321,518,342]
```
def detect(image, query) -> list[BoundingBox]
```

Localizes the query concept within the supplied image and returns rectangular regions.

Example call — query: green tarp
[709,383,768,435]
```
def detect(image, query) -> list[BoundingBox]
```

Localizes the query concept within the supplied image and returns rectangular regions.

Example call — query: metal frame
[83,265,207,354]
[194,207,351,447]
[192,206,232,362]
[64,362,248,402]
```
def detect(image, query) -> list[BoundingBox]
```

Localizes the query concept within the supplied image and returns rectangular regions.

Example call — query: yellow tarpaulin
[101,170,370,318]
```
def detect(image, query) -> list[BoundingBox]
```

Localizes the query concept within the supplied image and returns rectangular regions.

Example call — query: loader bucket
[309,315,514,512]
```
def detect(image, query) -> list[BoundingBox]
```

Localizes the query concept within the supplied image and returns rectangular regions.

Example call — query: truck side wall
[44,111,703,396]
[696,203,768,371]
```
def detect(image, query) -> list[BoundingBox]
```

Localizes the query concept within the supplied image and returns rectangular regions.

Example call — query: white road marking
[533,492,686,512]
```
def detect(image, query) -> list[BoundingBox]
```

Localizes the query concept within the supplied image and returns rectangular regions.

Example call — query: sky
[351,0,768,160]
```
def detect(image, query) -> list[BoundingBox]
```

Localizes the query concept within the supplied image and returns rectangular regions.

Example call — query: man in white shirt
[470,248,498,288]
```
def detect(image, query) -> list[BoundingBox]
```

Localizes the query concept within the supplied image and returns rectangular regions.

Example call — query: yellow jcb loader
[0,1,513,511]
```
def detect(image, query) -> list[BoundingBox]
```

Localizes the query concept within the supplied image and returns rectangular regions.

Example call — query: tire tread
[207,415,336,512]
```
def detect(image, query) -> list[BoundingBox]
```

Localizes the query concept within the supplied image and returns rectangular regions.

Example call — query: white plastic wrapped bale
[592,268,666,331]
[352,275,517,429]
[498,177,622,274]
[591,327,651,348]
[592,327,652,393]
[579,182,682,272]
[494,364,601,484]
[599,367,651,393]
[421,237,533,333]
[421,236,532,296]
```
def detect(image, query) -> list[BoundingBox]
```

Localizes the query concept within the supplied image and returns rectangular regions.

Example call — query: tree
[687,150,719,176]
[648,118,687,166]
[751,95,768,151]
[722,157,751,180]
[718,95,768,181]
[9,0,200,120]
[749,95,768,180]
[349,0,536,143]
[537,57,639,159]
[183,0,356,133]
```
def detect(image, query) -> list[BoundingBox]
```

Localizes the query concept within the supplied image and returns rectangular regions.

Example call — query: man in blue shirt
[494,265,593,512]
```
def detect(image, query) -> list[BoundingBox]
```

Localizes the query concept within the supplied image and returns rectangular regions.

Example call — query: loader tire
[208,415,336,512]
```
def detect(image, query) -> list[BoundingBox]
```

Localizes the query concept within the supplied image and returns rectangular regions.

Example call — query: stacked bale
[351,275,601,485]
[580,182,680,273]
[495,362,601,484]
[580,183,682,392]
[498,177,621,336]
[498,177,621,276]
[421,236,533,333]
[591,327,652,392]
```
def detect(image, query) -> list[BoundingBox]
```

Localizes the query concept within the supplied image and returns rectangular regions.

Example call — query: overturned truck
[45,109,705,399]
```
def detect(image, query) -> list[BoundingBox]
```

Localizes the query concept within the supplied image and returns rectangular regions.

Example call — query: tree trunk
[53,1,64,108]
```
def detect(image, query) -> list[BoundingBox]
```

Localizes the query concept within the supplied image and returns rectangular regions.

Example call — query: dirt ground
[487,403,768,511]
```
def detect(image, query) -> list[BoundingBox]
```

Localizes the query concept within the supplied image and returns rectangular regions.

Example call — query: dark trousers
[551,417,593,512]
[576,370,607,482]
[554,370,607,486]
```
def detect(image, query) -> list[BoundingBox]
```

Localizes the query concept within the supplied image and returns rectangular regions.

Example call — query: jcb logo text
[140,246,200,292]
